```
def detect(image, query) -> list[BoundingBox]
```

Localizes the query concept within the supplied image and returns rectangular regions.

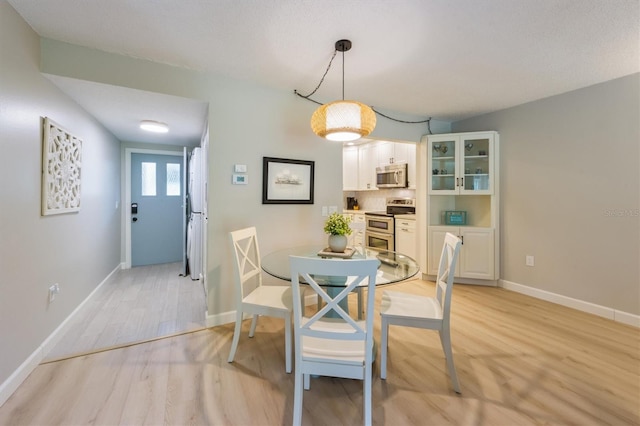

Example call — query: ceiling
[9,0,639,146]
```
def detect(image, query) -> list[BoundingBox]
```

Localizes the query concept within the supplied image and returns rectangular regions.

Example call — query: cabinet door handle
[461,177,464,187]
[460,235,464,245]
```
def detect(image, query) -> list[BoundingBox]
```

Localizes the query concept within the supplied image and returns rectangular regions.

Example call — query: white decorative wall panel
[41,117,82,215]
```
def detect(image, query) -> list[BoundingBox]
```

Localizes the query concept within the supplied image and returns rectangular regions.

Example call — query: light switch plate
[234,164,247,173]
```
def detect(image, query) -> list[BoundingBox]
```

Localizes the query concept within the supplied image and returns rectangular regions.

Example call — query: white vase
[328,234,348,253]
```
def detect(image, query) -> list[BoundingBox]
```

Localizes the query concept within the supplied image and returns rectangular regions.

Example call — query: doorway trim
[124,147,185,269]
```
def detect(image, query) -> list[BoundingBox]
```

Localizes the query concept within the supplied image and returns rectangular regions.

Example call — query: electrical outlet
[526,255,535,267]
[49,283,60,303]
[329,206,337,214]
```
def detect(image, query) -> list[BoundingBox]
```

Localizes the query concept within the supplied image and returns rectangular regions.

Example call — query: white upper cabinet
[343,140,417,191]
[343,146,359,191]
[357,143,378,190]
[377,141,416,188]
[428,132,495,195]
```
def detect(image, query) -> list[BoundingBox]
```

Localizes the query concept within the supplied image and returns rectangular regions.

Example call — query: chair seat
[301,318,367,364]
[243,285,293,311]
[381,290,443,320]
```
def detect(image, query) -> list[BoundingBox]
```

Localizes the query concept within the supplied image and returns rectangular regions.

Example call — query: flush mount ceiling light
[139,120,169,133]
[303,40,376,142]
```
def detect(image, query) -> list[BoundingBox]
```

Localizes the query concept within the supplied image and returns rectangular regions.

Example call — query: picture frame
[262,157,314,204]
[41,117,83,215]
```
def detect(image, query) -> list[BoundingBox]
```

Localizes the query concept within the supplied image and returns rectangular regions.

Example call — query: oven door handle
[365,229,393,238]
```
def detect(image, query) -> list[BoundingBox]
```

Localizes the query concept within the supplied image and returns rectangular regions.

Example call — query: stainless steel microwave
[376,163,408,188]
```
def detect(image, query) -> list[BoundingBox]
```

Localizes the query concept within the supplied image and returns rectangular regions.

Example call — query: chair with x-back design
[228,227,293,373]
[289,255,379,426]
[379,232,462,393]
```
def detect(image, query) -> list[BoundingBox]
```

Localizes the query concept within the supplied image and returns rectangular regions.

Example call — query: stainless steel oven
[365,229,394,251]
[365,198,416,252]
[365,214,394,234]
[365,213,394,251]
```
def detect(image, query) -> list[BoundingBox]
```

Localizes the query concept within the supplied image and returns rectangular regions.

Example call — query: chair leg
[380,317,389,379]
[248,314,258,337]
[303,374,310,390]
[293,369,303,426]
[364,362,372,426]
[284,314,292,373]
[227,310,243,363]
[439,328,461,393]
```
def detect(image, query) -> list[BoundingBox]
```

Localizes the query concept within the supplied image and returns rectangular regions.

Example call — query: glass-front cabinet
[419,131,500,284]
[429,132,495,195]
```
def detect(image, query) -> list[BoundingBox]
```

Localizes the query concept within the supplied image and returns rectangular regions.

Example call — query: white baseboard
[0,343,43,409]
[0,263,122,407]
[499,279,639,328]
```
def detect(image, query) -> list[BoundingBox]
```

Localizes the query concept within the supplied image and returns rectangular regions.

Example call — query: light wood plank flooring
[44,262,206,362]
[2,279,638,425]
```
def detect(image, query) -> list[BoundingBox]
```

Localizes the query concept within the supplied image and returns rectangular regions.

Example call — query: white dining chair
[316,221,368,319]
[228,227,293,373]
[289,256,379,426]
[349,220,367,319]
[379,232,462,393]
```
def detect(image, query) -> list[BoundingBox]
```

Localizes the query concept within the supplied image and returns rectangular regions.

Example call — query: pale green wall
[453,74,640,315]
[0,2,121,385]
[36,38,439,322]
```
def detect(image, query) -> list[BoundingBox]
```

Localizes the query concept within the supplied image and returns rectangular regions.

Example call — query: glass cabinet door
[429,137,458,193]
[460,135,493,194]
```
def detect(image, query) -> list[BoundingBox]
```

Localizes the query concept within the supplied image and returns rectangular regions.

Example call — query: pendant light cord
[294,47,432,133]
[341,49,345,101]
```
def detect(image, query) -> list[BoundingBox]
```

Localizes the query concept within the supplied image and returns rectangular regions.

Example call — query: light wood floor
[44,262,206,362]
[2,279,638,425]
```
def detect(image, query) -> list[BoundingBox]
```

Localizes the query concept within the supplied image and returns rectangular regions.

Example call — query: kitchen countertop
[344,210,417,220]
[394,214,417,220]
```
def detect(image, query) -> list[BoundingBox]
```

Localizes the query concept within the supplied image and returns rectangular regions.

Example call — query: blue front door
[131,153,183,266]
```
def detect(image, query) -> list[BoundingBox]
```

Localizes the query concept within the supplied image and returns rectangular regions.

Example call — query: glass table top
[261,245,420,287]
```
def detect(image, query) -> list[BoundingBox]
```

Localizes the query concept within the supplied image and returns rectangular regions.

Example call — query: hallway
[44,262,206,362]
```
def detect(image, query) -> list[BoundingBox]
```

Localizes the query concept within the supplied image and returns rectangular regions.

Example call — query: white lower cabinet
[395,216,417,260]
[345,213,366,249]
[427,226,494,280]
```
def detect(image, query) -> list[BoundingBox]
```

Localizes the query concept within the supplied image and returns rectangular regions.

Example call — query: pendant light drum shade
[311,100,376,142]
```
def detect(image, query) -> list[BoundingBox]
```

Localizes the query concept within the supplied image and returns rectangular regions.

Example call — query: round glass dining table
[261,245,420,286]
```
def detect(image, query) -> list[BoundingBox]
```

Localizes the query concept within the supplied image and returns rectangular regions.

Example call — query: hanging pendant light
[310,40,376,142]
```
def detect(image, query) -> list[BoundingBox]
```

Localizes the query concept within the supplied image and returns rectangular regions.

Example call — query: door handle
[131,202,138,214]
[132,217,138,222]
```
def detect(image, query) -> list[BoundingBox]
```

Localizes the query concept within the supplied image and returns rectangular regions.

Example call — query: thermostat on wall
[232,174,248,185]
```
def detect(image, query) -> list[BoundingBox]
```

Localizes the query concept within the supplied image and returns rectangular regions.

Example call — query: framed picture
[41,117,83,215]
[262,157,314,204]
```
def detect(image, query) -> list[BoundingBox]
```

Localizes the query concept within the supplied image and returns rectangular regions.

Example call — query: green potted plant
[324,212,352,252]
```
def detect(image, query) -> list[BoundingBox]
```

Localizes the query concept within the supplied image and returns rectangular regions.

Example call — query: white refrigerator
[187,147,203,280]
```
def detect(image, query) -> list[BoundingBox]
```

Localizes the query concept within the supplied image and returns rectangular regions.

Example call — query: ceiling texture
[8,0,640,146]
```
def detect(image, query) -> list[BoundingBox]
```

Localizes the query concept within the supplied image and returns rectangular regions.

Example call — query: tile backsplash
[343,188,416,211]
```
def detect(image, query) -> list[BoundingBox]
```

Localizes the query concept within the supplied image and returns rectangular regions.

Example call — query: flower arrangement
[323,212,352,236]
